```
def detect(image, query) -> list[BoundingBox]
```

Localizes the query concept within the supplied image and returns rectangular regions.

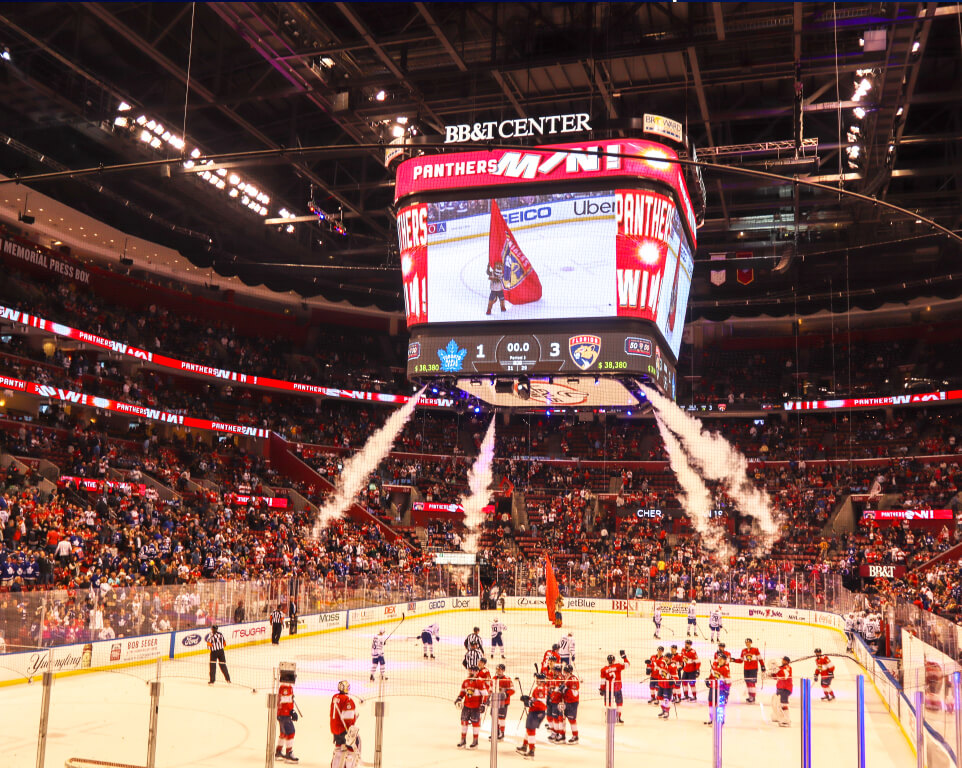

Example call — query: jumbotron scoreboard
[394,133,702,408]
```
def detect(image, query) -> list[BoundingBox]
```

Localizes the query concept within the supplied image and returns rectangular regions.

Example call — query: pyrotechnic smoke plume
[642,384,781,550]
[460,417,497,554]
[313,387,426,533]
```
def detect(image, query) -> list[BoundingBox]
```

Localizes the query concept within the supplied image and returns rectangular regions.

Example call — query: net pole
[265,667,279,768]
[954,672,962,768]
[35,656,53,768]
[489,690,501,768]
[146,657,161,768]
[605,681,616,768]
[712,681,722,768]
[801,678,812,768]
[374,700,386,768]
[916,690,925,768]
[857,675,866,768]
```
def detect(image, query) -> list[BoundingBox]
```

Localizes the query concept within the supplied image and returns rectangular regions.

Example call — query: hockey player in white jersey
[687,602,698,637]
[709,607,723,642]
[421,623,440,659]
[843,612,856,652]
[491,618,506,659]
[558,632,576,666]
[652,605,663,639]
[370,629,387,681]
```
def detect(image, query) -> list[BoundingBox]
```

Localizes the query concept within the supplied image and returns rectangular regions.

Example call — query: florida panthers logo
[568,335,601,370]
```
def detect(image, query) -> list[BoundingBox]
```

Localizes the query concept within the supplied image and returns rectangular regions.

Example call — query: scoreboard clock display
[408,327,676,396]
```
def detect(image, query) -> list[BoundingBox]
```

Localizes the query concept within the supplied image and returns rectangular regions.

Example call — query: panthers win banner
[488,200,543,305]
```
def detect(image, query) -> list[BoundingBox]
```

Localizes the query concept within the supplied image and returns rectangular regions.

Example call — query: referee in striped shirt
[270,606,285,645]
[206,625,231,684]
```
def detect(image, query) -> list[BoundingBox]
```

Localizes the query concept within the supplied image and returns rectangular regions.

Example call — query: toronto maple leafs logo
[437,339,467,372]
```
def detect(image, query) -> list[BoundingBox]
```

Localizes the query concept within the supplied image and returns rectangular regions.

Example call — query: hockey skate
[516,745,529,756]
[423,653,428,658]
[457,738,467,748]
[275,747,283,758]
[617,715,625,724]
[568,736,579,744]
[469,738,478,749]
[282,752,299,762]
[658,711,669,719]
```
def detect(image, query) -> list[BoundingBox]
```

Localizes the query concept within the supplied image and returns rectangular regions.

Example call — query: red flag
[488,200,542,305]
[545,553,560,625]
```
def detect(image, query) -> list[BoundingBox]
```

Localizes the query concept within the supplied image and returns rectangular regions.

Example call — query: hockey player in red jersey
[492,664,515,741]
[813,649,835,701]
[561,664,580,744]
[545,665,566,742]
[770,656,793,726]
[516,672,549,758]
[275,666,299,762]
[600,650,630,723]
[454,666,485,748]
[541,644,561,675]
[476,657,492,687]
[680,640,701,701]
[657,647,680,719]
[330,681,361,768]
[731,638,766,703]
[705,651,732,725]
[646,646,666,705]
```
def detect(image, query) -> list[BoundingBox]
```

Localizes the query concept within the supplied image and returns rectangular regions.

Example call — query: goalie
[331,680,361,768]
[275,664,300,762]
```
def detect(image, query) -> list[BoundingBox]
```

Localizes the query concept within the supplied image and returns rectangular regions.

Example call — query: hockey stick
[515,675,536,732]
[384,613,406,642]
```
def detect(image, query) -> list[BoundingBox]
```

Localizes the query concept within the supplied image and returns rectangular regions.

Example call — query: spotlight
[140,130,152,143]
[285,224,295,233]
[190,148,201,159]
[912,40,920,54]
[136,115,147,125]
[396,116,408,125]
[229,174,240,186]
[853,107,866,119]
[117,101,132,112]
[1,47,11,61]
[375,89,386,101]
[228,188,238,197]
[391,124,405,138]
[319,56,335,68]
[114,117,129,128]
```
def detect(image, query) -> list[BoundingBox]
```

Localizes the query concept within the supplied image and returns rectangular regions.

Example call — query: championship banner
[0,305,454,409]
[488,200,542,305]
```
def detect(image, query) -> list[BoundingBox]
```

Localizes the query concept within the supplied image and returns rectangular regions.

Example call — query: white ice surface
[1,610,916,767]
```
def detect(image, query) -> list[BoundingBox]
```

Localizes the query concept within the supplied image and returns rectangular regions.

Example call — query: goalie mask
[337,680,350,694]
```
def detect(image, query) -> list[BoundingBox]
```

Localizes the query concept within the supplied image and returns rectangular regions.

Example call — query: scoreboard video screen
[395,137,698,401]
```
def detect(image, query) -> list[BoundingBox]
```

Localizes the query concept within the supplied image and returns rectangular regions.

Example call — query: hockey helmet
[469,665,479,673]
[564,664,574,674]
[715,650,727,659]
[534,672,546,681]
[718,642,726,649]
[497,663,506,672]
[552,643,560,651]
[814,648,822,655]
[684,639,693,646]
[378,628,385,635]
[337,680,351,694]
[607,654,616,664]
[479,657,487,665]
[781,656,791,664]
[745,638,752,645]
[657,646,664,653]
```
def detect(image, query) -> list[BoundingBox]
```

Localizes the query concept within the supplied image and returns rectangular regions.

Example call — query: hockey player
[491,617,506,659]
[705,650,732,725]
[541,644,562,675]
[454,667,484,748]
[646,646,666,705]
[275,666,299,762]
[558,631,576,666]
[716,642,731,663]
[653,604,663,639]
[666,645,683,703]
[709,606,723,642]
[680,639,701,701]
[600,650,630,722]
[492,664,514,740]
[770,656,793,726]
[561,664,580,744]
[844,612,856,652]
[658,648,680,719]
[731,638,766,703]
[420,623,440,659]
[685,600,698,637]
[516,672,549,758]
[476,657,492,687]
[687,602,698,637]
[370,629,387,681]
[331,681,361,768]
[546,665,566,742]
[813,649,835,701]
[864,613,881,653]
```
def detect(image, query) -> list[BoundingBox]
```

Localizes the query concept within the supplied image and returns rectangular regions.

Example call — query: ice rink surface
[2,609,917,768]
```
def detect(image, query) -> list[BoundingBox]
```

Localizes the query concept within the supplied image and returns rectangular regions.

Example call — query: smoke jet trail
[653,414,727,554]
[642,383,781,550]
[313,386,426,533]
[460,417,497,554]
